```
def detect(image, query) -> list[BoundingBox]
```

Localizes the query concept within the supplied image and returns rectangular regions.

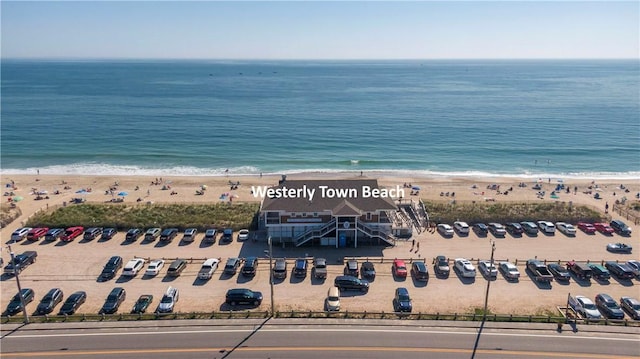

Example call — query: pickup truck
[313,257,327,279]
[526,259,553,282]
[4,251,38,275]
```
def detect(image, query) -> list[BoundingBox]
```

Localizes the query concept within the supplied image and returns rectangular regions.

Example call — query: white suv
[454,258,476,278]
[537,221,556,234]
[11,227,32,242]
[453,221,470,235]
[156,287,179,313]
[122,258,146,277]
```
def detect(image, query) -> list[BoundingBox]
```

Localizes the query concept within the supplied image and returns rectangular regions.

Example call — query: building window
[366,212,372,220]
[302,213,307,217]
[313,212,318,217]
[291,213,297,217]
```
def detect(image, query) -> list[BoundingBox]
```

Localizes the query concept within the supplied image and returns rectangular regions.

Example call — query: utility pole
[265,236,274,315]
[471,240,495,359]
[7,244,29,324]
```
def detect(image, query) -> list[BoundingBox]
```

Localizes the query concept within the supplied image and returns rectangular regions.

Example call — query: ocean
[1,59,639,179]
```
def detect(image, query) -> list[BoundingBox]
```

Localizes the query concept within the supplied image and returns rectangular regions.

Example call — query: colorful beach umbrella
[12,196,23,202]
[117,191,128,196]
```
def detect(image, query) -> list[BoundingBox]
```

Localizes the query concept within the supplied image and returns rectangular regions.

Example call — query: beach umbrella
[118,191,128,196]
[76,189,89,194]
[412,186,421,191]
[12,196,23,202]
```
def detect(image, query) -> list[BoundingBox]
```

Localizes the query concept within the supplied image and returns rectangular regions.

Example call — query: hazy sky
[2,1,638,59]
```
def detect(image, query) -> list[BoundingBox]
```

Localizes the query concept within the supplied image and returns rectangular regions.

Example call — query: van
[326,286,340,311]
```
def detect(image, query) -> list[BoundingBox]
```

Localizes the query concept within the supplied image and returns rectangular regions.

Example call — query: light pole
[264,236,274,315]
[471,239,495,359]
[7,244,29,324]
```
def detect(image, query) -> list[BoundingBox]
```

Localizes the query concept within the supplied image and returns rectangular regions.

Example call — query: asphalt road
[1,319,638,358]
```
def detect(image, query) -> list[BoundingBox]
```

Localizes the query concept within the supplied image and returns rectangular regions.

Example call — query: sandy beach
[1,172,638,316]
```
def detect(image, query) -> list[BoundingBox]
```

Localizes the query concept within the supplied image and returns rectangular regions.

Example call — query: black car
[131,294,153,314]
[221,228,234,242]
[620,297,640,320]
[344,259,359,277]
[44,228,64,241]
[393,287,412,313]
[505,222,524,235]
[6,288,35,316]
[595,293,625,320]
[610,220,632,236]
[520,221,539,235]
[605,261,635,280]
[83,227,103,240]
[225,288,263,307]
[241,257,258,277]
[224,257,241,275]
[100,287,126,314]
[547,263,571,282]
[411,261,429,282]
[125,228,142,241]
[361,261,376,279]
[160,228,179,241]
[293,258,307,277]
[100,255,123,281]
[167,259,187,277]
[334,275,369,292]
[472,223,488,236]
[36,288,64,315]
[101,228,117,240]
[59,291,87,315]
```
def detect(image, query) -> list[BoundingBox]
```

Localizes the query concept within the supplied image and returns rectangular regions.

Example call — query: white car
[11,227,32,242]
[478,260,498,279]
[198,258,220,280]
[145,259,165,276]
[537,221,556,234]
[555,222,576,236]
[454,258,476,278]
[453,221,470,235]
[571,295,602,320]
[237,229,250,241]
[437,224,454,237]
[122,258,146,277]
[499,261,520,281]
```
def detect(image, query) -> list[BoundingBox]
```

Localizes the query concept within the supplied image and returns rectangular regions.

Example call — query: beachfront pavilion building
[257,178,409,247]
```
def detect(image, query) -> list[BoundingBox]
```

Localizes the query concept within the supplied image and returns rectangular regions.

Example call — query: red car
[392,259,408,278]
[577,222,596,234]
[593,222,615,235]
[26,227,49,241]
[61,226,84,241]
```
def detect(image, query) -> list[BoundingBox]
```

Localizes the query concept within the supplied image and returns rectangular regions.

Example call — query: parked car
[11,227,32,242]
[122,258,146,277]
[453,221,470,235]
[5,288,35,315]
[83,227,103,240]
[392,259,408,278]
[237,229,250,241]
[499,261,520,281]
[526,259,554,282]
[100,287,126,314]
[537,221,555,234]
[181,228,197,242]
[59,291,87,315]
[478,260,498,279]
[36,288,63,315]
[488,223,506,237]
[566,261,592,280]
[203,228,217,243]
[221,228,233,242]
[589,263,611,281]
[293,258,308,277]
[344,259,359,277]
[361,261,376,279]
[505,222,524,235]
[547,263,571,282]
[61,226,84,241]
[145,259,165,277]
[472,223,489,236]
[434,255,450,277]
[159,228,179,242]
[27,227,49,241]
[125,228,143,241]
[313,257,327,279]
[194,258,218,280]
[100,255,123,281]
[44,228,64,241]
[101,228,117,240]
[241,257,258,277]
[411,261,429,282]
[4,251,38,275]
[606,243,633,253]
[273,258,287,279]
[454,258,476,278]
[593,222,615,235]
[156,287,179,314]
[225,288,263,307]
[604,262,634,280]
[326,286,340,312]
[437,223,454,237]
[167,259,187,277]
[334,275,369,292]
[131,294,153,314]
[520,221,539,235]
[577,222,597,234]
[144,227,161,241]
[595,293,624,320]
[393,287,412,313]
[224,257,242,275]
[620,297,640,320]
[626,260,640,277]
[555,222,576,236]
[571,295,601,320]
[610,220,632,236]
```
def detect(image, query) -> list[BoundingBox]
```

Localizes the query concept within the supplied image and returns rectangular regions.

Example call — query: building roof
[260,179,397,214]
